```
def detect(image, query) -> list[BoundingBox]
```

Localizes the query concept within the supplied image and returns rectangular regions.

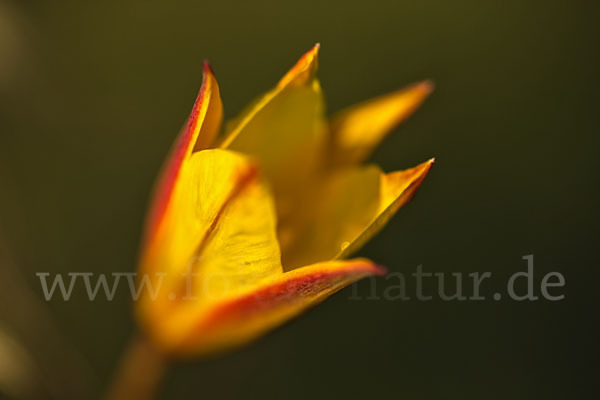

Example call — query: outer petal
[143,63,223,245]
[281,159,434,269]
[329,81,433,166]
[173,258,385,356]
[137,149,283,350]
[219,45,327,225]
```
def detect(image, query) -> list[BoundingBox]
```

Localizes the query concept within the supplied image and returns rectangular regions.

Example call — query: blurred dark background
[0,0,598,399]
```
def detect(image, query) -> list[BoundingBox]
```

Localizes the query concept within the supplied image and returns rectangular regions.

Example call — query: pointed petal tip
[277,44,320,88]
[423,157,436,174]
[372,263,388,276]
[396,79,434,101]
[343,259,388,276]
[420,158,436,177]
[329,80,434,165]
[385,158,435,185]
[298,43,320,69]
[295,43,320,67]
[197,61,217,99]
[412,158,435,186]
[402,158,435,186]
[297,43,320,73]
[422,157,435,168]
[202,60,215,75]
[418,79,435,94]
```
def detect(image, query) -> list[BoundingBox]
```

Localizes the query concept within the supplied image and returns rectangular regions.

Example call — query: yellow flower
[136,44,434,357]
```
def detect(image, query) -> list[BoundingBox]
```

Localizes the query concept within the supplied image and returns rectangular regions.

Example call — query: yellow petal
[280,166,380,269]
[143,63,223,244]
[137,149,283,350]
[281,159,434,269]
[219,43,320,148]
[329,81,433,166]
[173,258,385,356]
[219,45,327,225]
[338,158,435,259]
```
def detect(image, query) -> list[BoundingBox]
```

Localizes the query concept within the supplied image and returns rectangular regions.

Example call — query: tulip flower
[106,44,433,400]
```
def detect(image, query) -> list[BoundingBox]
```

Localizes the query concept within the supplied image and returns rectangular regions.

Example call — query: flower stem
[104,333,166,400]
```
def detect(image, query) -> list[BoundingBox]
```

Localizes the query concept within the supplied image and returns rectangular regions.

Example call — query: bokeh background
[0,0,598,399]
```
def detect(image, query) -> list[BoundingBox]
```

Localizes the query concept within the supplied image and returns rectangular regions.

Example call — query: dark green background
[0,0,597,399]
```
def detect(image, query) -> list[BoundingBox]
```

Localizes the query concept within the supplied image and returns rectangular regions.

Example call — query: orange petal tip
[371,263,388,276]
[417,79,435,94]
[277,44,320,88]
[202,60,215,75]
